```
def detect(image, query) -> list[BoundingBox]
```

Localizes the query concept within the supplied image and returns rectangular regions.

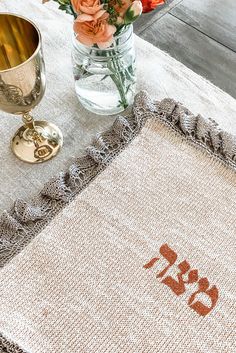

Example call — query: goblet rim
[0,12,42,73]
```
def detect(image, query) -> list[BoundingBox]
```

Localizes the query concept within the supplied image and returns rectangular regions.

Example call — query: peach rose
[71,0,103,15]
[74,13,116,48]
[76,8,107,22]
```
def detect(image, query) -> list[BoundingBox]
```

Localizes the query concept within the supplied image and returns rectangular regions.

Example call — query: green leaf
[53,0,77,18]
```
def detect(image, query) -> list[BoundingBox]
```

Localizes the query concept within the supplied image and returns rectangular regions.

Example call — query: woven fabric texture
[1,0,236,212]
[1,0,236,352]
[1,92,236,269]
[0,93,236,352]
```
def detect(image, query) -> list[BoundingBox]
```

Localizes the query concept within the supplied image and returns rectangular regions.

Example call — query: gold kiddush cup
[0,13,63,163]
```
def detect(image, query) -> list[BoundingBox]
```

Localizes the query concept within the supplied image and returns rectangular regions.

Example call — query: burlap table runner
[1,0,236,352]
[1,0,236,211]
[0,92,236,352]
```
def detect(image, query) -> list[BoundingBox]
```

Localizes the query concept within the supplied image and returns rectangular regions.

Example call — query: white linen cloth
[0,0,236,211]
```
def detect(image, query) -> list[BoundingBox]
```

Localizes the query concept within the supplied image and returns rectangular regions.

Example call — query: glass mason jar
[72,25,136,115]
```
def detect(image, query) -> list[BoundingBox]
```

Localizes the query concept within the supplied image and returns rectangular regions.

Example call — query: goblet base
[11,121,63,163]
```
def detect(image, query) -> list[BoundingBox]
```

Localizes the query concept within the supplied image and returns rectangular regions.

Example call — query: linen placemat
[1,0,236,211]
[0,91,235,353]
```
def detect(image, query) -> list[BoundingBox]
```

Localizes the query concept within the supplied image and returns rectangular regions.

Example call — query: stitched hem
[155,97,236,171]
[0,334,27,353]
[0,91,235,268]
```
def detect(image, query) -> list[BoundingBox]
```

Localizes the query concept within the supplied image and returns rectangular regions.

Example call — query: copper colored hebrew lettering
[143,257,159,269]
[162,260,199,296]
[143,244,219,316]
[156,243,177,278]
[188,277,219,316]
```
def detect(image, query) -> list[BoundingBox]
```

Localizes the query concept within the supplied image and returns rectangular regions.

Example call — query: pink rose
[74,13,116,49]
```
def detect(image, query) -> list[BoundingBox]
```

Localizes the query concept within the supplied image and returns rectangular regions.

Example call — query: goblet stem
[22,112,42,146]
[22,112,35,130]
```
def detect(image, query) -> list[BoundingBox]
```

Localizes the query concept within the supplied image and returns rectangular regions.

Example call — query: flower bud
[124,0,142,24]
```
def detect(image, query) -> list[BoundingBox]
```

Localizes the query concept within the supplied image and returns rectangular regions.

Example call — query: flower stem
[110,58,129,109]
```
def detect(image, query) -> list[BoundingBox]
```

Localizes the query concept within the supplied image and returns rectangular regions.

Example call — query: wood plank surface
[170,0,236,52]
[139,13,236,98]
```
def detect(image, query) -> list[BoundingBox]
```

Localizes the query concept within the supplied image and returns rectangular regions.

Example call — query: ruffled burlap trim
[1,91,236,351]
[156,97,236,169]
[1,91,236,271]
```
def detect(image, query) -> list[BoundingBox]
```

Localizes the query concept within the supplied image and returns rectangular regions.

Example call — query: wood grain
[139,13,236,98]
[170,0,236,52]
